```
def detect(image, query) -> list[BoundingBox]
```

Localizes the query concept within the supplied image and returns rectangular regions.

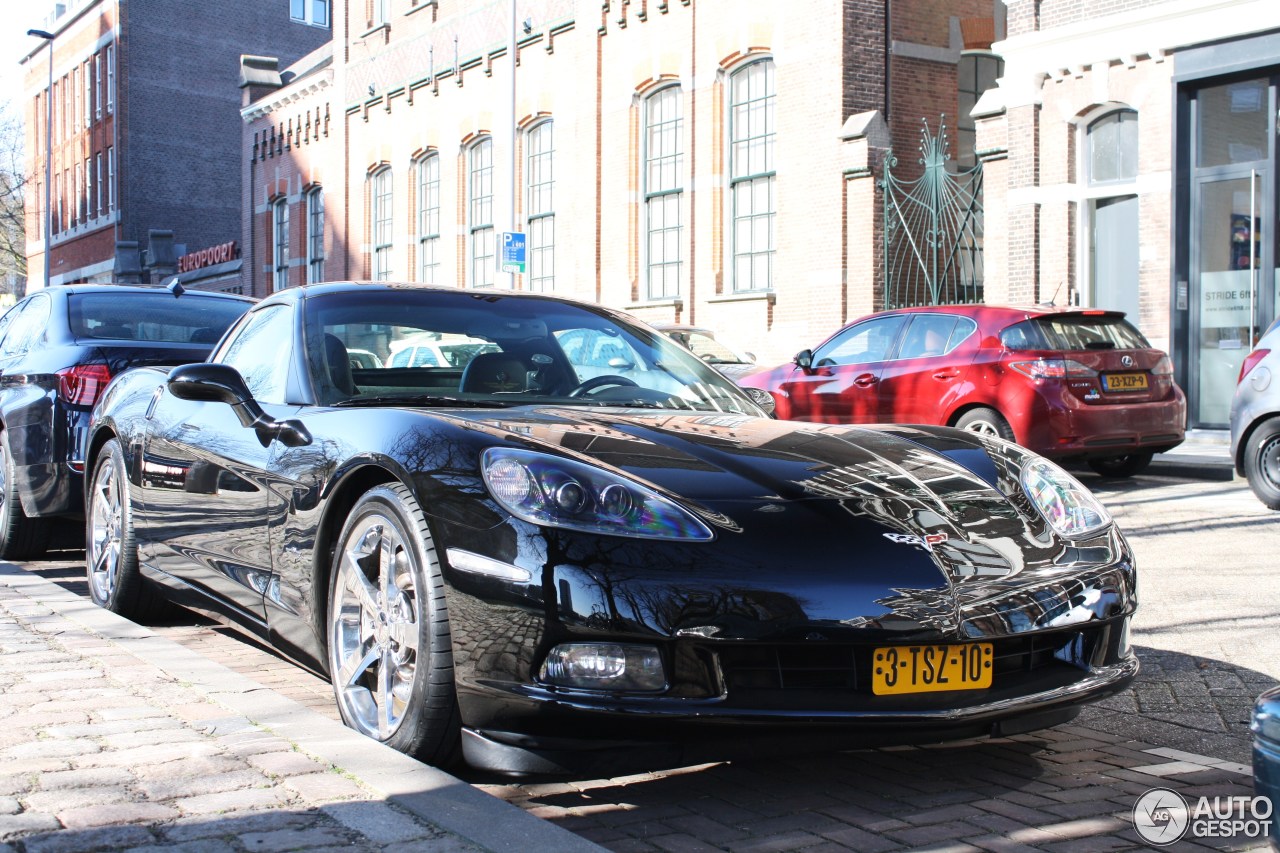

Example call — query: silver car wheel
[963,420,1000,437]
[87,454,123,604]
[330,514,421,741]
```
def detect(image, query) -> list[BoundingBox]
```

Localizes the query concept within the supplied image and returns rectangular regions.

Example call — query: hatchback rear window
[69,293,250,344]
[1000,315,1151,351]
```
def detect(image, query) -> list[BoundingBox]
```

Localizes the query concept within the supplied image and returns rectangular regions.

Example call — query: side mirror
[793,349,814,372]
[168,363,253,407]
[167,363,311,448]
[606,356,636,371]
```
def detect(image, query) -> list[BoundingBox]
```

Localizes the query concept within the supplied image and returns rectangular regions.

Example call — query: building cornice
[987,0,1280,109]
[241,67,334,123]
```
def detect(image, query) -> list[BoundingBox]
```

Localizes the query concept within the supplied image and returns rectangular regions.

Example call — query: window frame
[273,196,290,292]
[643,86,683,301]
[468,137,495,289]
[1086,108,1139,188]
[727,58,776,294]
[371,167,394,281]
[105,44,114,115]
[306,187,325,284]
[291,0,331,27]
[526,120,555,292]
[106,146,115,213]
[416,153,441,284]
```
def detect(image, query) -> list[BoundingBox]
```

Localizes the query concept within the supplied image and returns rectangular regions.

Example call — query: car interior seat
[459,352,528,394]
[324,334,358,399]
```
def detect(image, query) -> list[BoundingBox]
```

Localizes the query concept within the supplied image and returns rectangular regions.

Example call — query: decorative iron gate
[880,118,984,309]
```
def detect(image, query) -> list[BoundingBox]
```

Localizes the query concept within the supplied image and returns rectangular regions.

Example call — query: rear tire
[327,483,461,765]
[954,407,1015,441]
[0,431,52,560]
[1243,419,1280,510]
[1087,451,1154,478]
[86,439,169,621]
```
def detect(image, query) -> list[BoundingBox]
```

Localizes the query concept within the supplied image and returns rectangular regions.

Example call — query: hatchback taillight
[1008,358,1096,381]
[57,364,112,407]
[1152,354,1175,376]
[1238,349,1270,384]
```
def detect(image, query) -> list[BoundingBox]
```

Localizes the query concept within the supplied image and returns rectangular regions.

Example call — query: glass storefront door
[1190,75,1277,426]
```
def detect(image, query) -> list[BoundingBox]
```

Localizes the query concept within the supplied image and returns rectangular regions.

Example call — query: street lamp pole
[27,28,55,291]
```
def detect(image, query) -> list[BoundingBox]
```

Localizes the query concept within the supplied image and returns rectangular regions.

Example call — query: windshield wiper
[334,395,516,408]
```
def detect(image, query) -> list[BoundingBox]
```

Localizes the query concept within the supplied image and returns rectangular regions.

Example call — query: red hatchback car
[738,304,1186,476]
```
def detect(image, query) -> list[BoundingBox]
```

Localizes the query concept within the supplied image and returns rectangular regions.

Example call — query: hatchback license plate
[871,643,993,695]
[1103,372,1148,391]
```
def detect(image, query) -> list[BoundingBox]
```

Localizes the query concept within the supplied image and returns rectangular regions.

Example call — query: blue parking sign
[500,232,527,274]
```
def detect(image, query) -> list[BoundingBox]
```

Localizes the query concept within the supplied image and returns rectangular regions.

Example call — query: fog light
[539,643,666,692]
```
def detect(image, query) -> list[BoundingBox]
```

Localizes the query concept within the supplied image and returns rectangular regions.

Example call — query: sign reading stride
[500,232,527,274]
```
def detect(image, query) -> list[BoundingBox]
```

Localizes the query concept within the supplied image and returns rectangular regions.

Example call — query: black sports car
[86,282,1137,775]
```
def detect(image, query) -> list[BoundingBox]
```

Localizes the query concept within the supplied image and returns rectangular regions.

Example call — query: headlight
[1020,457,1111,538]
[481,447,715,541]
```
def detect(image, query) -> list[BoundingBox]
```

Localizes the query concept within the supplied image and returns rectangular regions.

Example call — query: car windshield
[1001,314,1151,351]
[304,289,766,415]
[69,292,249,344]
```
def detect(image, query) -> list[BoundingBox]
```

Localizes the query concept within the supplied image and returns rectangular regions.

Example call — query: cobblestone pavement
[7,472,1278,852]
[0,566,599,853]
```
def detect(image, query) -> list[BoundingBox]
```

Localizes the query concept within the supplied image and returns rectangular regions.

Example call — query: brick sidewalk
[0,564,601,853]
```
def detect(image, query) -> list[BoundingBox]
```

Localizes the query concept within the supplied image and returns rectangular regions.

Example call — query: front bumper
[461,654,1138,775]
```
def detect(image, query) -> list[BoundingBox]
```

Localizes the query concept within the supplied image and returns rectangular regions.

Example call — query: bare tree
[0,100,26,297]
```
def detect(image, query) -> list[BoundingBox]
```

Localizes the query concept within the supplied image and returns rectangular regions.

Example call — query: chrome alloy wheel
[962,419,1001,437]
[87,454,123,604]
[330,515,421,742]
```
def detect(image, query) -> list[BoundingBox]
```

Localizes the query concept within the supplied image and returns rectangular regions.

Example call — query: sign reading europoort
[178,241,239,273]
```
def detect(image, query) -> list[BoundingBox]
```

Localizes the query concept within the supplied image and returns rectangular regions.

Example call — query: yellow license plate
[1103,372,1148,391]
[871,643,993,695]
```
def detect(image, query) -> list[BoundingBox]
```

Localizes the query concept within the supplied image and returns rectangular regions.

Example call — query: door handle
[854,374,878,387]
[932,369,960,380]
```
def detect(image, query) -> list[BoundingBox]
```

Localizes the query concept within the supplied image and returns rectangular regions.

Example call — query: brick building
[976,0,1280,428]
[20,0,330,289]
[242,0,1003,366]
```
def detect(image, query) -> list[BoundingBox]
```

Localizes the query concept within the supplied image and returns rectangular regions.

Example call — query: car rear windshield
[1000,314,1151,351]
[69,293,249,344]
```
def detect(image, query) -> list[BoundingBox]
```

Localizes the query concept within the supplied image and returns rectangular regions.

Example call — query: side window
[555,328,641,377]
[214,305,294,404]
[897,315,961,360]
[813,315,907,367]
[0,296,51,359]
[0,302,27,354]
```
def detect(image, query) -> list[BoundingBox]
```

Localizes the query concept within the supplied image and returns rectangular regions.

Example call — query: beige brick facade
[244,0,1006,366]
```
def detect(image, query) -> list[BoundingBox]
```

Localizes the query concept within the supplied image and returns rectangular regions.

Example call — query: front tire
[1243,418,1280,510]
[86,439,168,620]
[0,430,52,560]
[327,483,460,764]
[954,407,1015,441]
[1087,451,1154,478]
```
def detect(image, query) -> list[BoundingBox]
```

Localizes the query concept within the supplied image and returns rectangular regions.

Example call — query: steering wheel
[567,374,639,397]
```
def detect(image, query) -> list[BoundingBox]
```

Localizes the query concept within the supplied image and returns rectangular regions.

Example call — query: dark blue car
[1253,686,1280,840]
[0,283,252,558]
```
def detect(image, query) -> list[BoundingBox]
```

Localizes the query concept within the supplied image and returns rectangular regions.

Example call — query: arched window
[306,187,325,284]
[644,87,682,300]
[469,138,495,288]
[526,120,555,292]
[728,59,775,293]
[370,167,393,281]
[1087,109,1138,185]
[272,197,290,292]
[416,154,441,284]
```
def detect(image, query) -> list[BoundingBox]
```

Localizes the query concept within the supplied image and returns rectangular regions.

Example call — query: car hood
[437,407,1133,640]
